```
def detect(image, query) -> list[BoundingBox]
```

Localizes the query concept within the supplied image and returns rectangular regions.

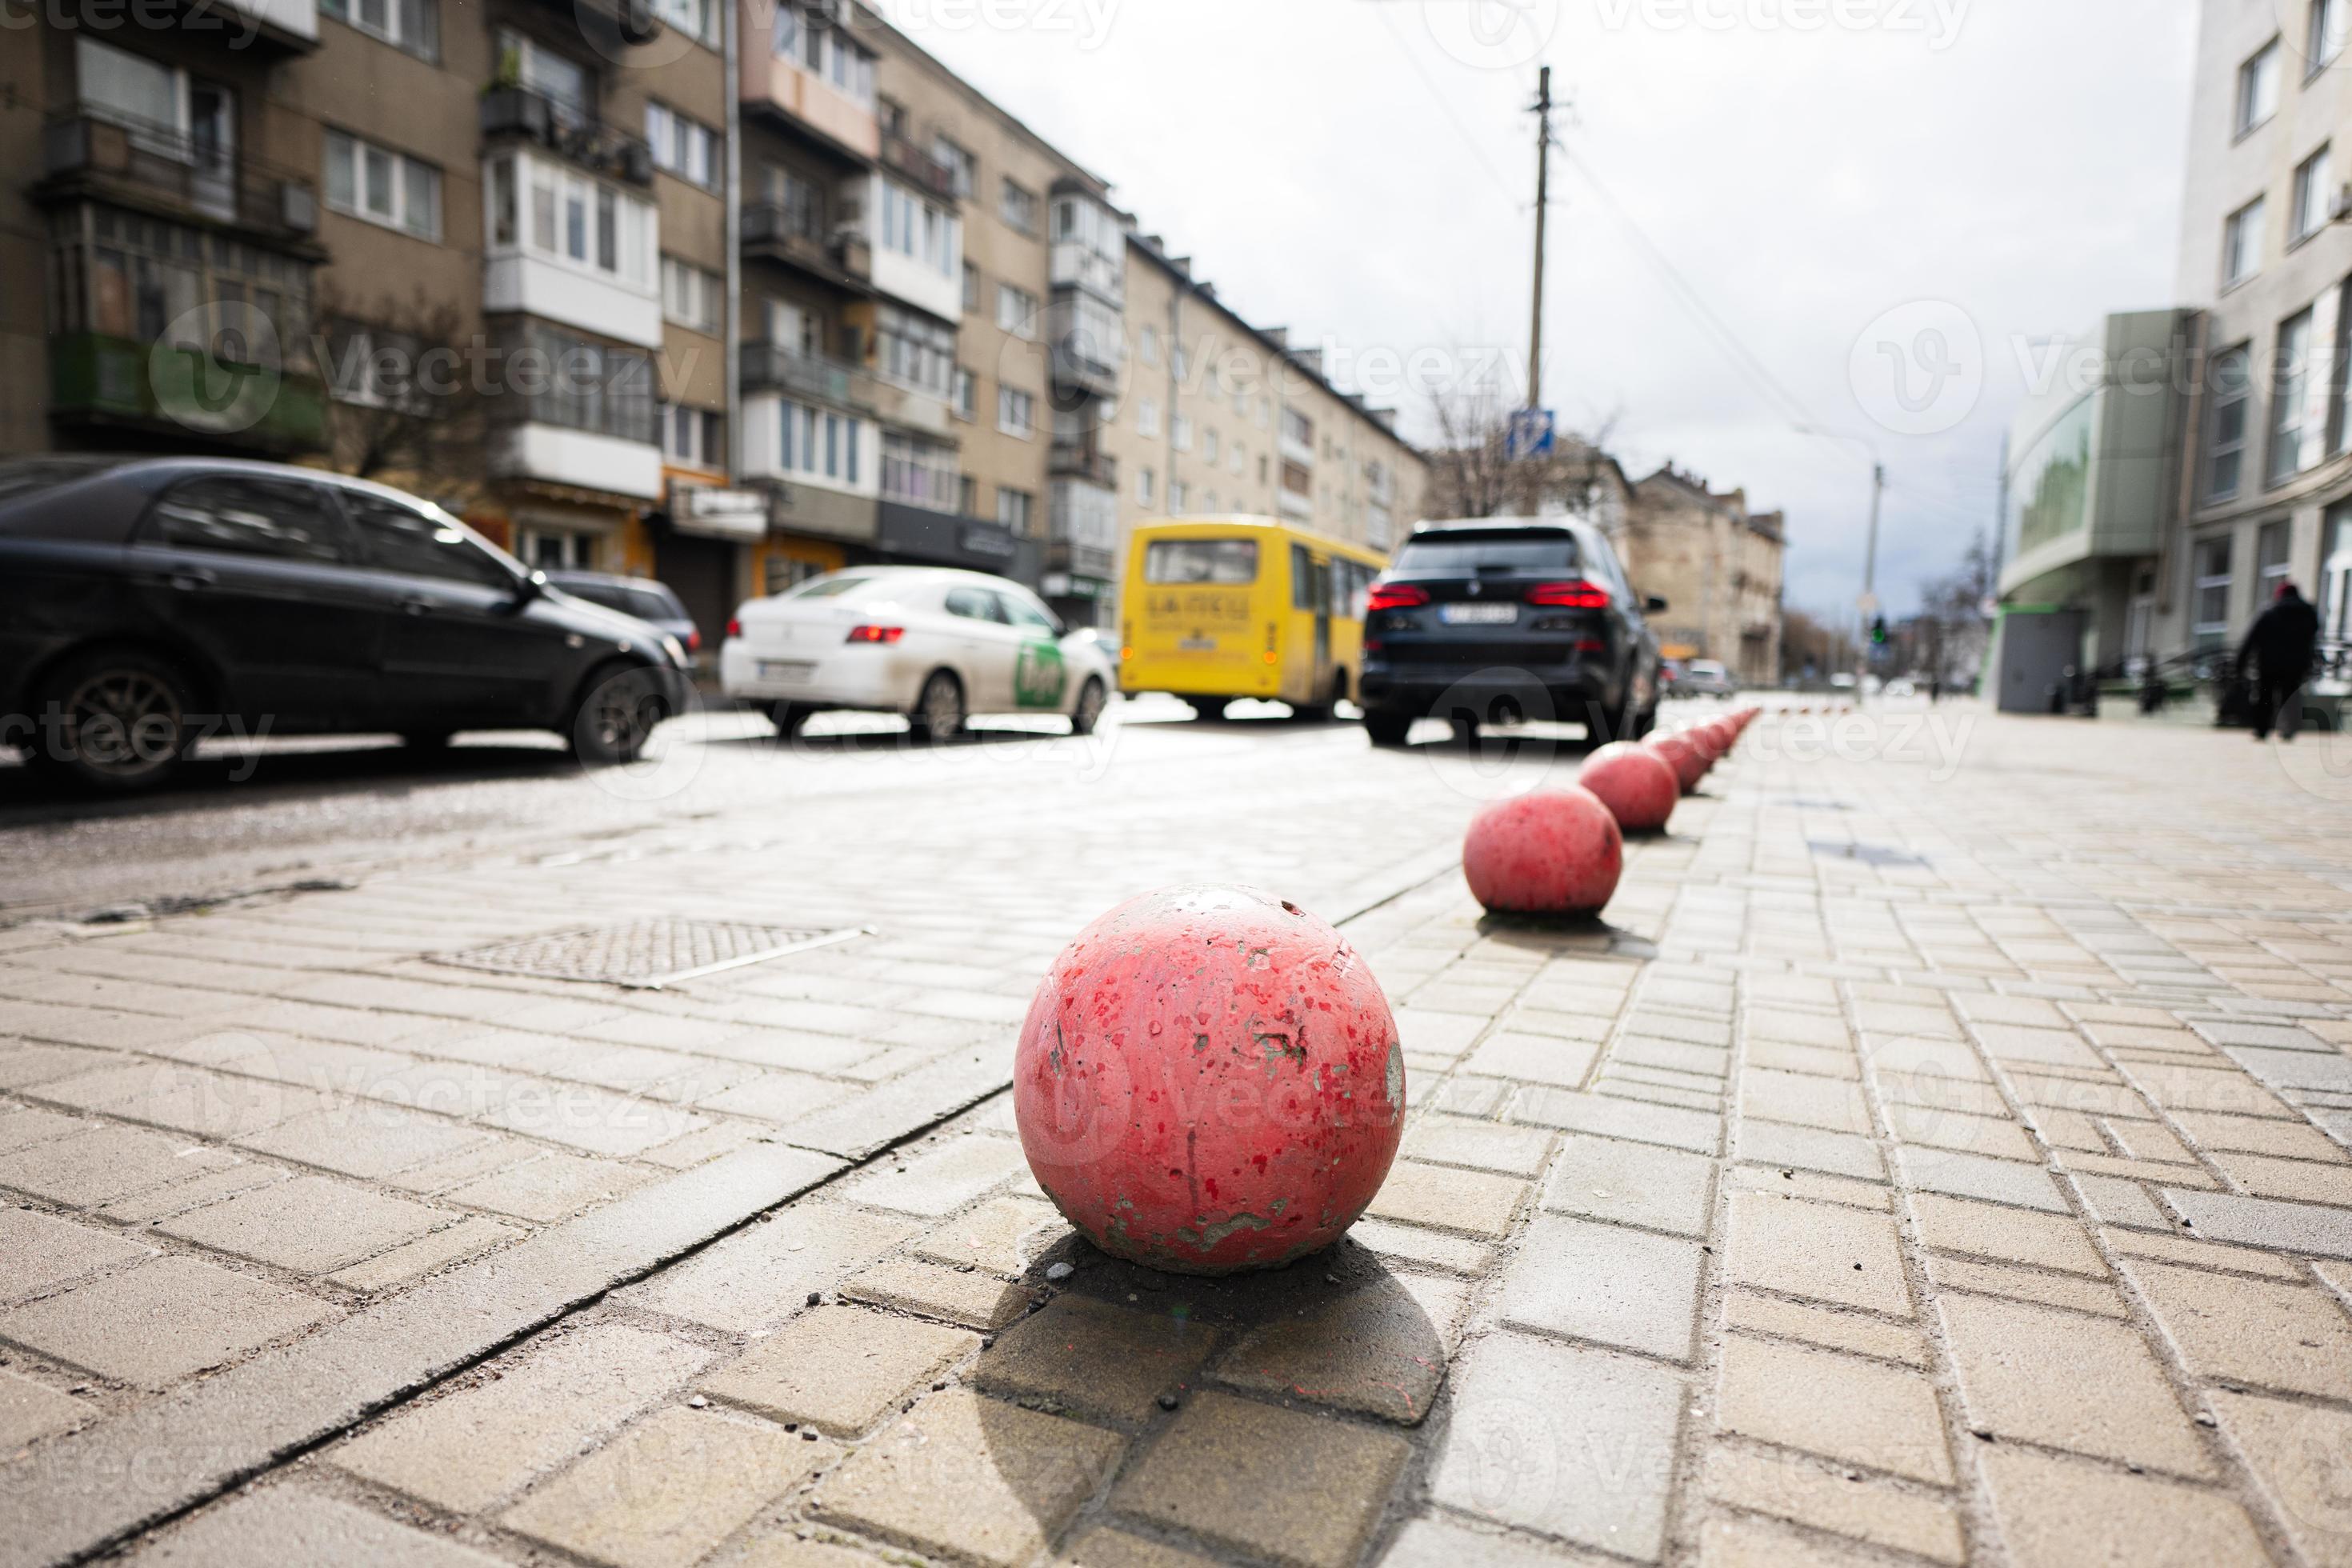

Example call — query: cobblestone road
[3,702,2351,1567]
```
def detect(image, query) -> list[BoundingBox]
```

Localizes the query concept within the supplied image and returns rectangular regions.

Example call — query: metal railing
[41,114,320,242]
[480,87,653,186]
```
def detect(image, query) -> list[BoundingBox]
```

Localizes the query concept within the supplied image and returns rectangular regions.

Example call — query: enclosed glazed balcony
[742,1,880,165]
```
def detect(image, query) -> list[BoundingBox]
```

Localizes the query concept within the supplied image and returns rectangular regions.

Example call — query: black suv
[0,457,690,791]
[1358,518,1665,747]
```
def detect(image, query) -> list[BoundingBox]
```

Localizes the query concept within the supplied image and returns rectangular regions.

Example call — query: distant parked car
[1681,659,1736,698]
[1658,658,1688,696]
[720,566,1116,739]
[0,457,690,791]
[543,572,702,662]
[1356,518,1665,746]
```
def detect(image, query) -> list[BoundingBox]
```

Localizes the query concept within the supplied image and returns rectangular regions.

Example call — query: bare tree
[1424,379,1622,520]
[1913,529,1997,688]
[1780,605,1839,682]
[312,284,494,513]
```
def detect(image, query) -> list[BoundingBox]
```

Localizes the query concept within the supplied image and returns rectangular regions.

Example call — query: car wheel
[1070,678,1106,737]
[770,702,811,738]
[1364,710,1414,748]
[34,648,194,792]
[910,670,965,743]
[571,664,664,766]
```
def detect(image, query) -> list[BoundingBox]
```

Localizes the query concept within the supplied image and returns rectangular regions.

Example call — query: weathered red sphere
[1648,733,1707,793]
[1462,786,1624,915]
[1578,742,1679,834]
[1012,886,1405,1275]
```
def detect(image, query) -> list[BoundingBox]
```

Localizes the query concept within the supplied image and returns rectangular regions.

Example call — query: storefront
[875,502,1026,578]
[653,482,767,653]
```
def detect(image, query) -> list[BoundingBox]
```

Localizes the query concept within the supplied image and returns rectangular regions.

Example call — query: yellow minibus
[1118,518,1387,719]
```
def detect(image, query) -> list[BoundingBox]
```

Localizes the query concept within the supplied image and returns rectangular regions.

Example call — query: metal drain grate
[435,919,868,990]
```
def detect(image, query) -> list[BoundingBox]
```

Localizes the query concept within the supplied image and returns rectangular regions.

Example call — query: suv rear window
[1144,538,1258,584]
[1394,533,1578,574]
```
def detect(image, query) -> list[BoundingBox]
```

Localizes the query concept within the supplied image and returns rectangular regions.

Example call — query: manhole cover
[435,919,868,990]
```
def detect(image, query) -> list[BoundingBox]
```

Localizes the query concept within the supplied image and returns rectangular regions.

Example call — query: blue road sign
[1506,408,1556,462]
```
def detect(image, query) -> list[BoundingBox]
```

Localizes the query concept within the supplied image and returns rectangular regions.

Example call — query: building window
[876,96,906,140]
[2293,146,2335,243]
[325,129,442,241]
[2270,306,2316,484]
[2311,0,2348,72]
[1203,427,1219,462]
[2193,535,2234,650]
[882,431,959,511]
[1229,442,1245,476]
[958,474,979,516]
[999,178,1038,235]
[322,321,427,409]
[518,325,654,443]
[997,486,1034,533]
[879,178,959,278]
[658,401,722,468]
[998,386,1035,438]
[660,256,721,334]
[995,283,1039,338]
[486,152,654,289]
[321,0,438,60]
[773,7,874,105]
[650,0,716,45]
[2223,200,2267,289]
[2238,38,2281,135]
[1137,466,1155,506]
[1282,407,1314,450]
[775,398,866,486]
[1138,398,1160,438]
[875,303,956,398]
[2258,518,2294,603]
[2208,342,2253,500]
[1139,325,1160,366]
[58,204,314,366]
[2323,502,2352,640]
[645,102,718,190]
[934,137,974,199]
[962,261,981,312]
[1172,414,1193,452]
[1169,480,1189,514]
[495,31,590,129]
[953,366,976,420]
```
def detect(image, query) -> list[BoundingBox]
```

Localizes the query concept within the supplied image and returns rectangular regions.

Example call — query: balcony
[742,342,873,411]
[481,88,654,188]
[50,330,326,454]
[742,203,873,294]
[743,50,879,165]
[38,116,322,253]
[880,131,958,202]
[1050,438,1116,490]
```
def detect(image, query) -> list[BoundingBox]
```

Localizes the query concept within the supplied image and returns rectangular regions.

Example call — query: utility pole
[1527,66,1551,412]
[1857,461,1884,699]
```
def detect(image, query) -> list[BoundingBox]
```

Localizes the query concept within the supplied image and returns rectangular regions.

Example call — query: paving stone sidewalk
[6,708,2352,1566]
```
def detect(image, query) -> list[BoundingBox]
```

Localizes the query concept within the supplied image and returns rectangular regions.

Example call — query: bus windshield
[1144,538,1258,585]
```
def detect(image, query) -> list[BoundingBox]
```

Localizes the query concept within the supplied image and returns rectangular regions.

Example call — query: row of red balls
[1462,706,1760,917]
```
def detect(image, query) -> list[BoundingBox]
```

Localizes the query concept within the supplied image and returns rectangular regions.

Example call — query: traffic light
[1870,616,1889,647]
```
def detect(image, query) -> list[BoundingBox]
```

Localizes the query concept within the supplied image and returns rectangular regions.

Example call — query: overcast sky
[874,0,2202,623]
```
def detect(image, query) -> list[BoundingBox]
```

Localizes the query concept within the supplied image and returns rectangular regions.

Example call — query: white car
[721,567,1115,740]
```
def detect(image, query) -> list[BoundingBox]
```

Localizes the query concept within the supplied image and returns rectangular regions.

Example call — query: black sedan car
[542,571,704,664]
[1358,518,1666,747]
[0,457,691,791]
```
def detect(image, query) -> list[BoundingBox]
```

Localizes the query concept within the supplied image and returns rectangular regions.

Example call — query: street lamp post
[1798,426,1886,705]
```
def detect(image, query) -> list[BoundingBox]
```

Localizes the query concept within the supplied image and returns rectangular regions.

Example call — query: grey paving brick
[1212,1269,1459,1424]
[1890,1144,2068,1213]
[237,1102,494,1178]
[626,1201,920,1333]
[1939,1293,2213,1478]
[1510,1086,1722,1154]
[0,1208,156,1302]
[1734,1117,1886,1182]
[1541,1134,1716,1236]
[0,1369,90,1450]
[445,1152,658,1222]
[0,1123,242,1208]
[158,1175,446,1274]
[122,1487,506,1568]
[2161,1187,2352,1258]
[847,1134,1028,1215]
[1430,1331,1682,1560]
[1725,1190,1911,1318]
[1498,1213,1704,1362]
[2207,1389,2352,1566]
[976,1293,1218,1424]
[1400,1114,1555,1175]
[0,1254,337,1390]
[709,1305,978,1437]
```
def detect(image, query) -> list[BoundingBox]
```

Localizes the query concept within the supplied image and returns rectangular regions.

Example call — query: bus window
[1290,544,1330,612]
[1145,538,1258,584]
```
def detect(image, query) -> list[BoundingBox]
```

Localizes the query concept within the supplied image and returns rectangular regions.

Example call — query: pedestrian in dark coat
[2241,583,2322,740]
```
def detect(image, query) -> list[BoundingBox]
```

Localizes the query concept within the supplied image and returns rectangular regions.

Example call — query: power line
[1370,3,1523,206]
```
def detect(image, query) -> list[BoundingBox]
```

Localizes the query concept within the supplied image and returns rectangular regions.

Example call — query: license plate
[759,660,815,682]
[1440,603,1518,626]
[1178,636,1218,651]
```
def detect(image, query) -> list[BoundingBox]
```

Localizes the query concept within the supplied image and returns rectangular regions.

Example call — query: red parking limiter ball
[1578,742,1679,834]
[1462,786,1624,915]
[1013,886,1406,1275]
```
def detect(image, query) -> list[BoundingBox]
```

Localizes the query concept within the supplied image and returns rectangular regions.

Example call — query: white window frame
[323,0,438,59]
[661,254,721,334]
[488,150,656,290]
[1138,398,1161,439]
[953,366,977,421]
[326,127,443,241]
[650,0,718,47]
[2238,38,2282,135]
[2311,0,2348,73]
[775,397,866,488]
[2292,145,2334,243]
[2207,341,2254,502]
[995,282,1039,339]
[658,399,722,468]
[2271,306,2318,484]
[645,101,718,190]
[1137,466,1155,506]
[2224,197,2267,289]
[998,385,1035,438]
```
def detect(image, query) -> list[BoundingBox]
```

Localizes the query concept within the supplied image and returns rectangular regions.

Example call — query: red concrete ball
[1012,886,1405,1276]
[1462,786,1625,915]
[1578,742,1679,834]
[1646,734,1708,794]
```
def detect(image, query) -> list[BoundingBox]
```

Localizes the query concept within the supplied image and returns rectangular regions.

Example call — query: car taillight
[846,625,905,644]
[687,629,702,653]
[726,618,742,639]
[1526,580,1610,609]
[1367,582,1430,611]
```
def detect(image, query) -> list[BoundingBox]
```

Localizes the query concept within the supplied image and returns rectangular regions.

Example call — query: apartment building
[1619,466,1786,684]
[3,0,1426,650]
[2,0,746,625]
[2170,0,2352,657]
